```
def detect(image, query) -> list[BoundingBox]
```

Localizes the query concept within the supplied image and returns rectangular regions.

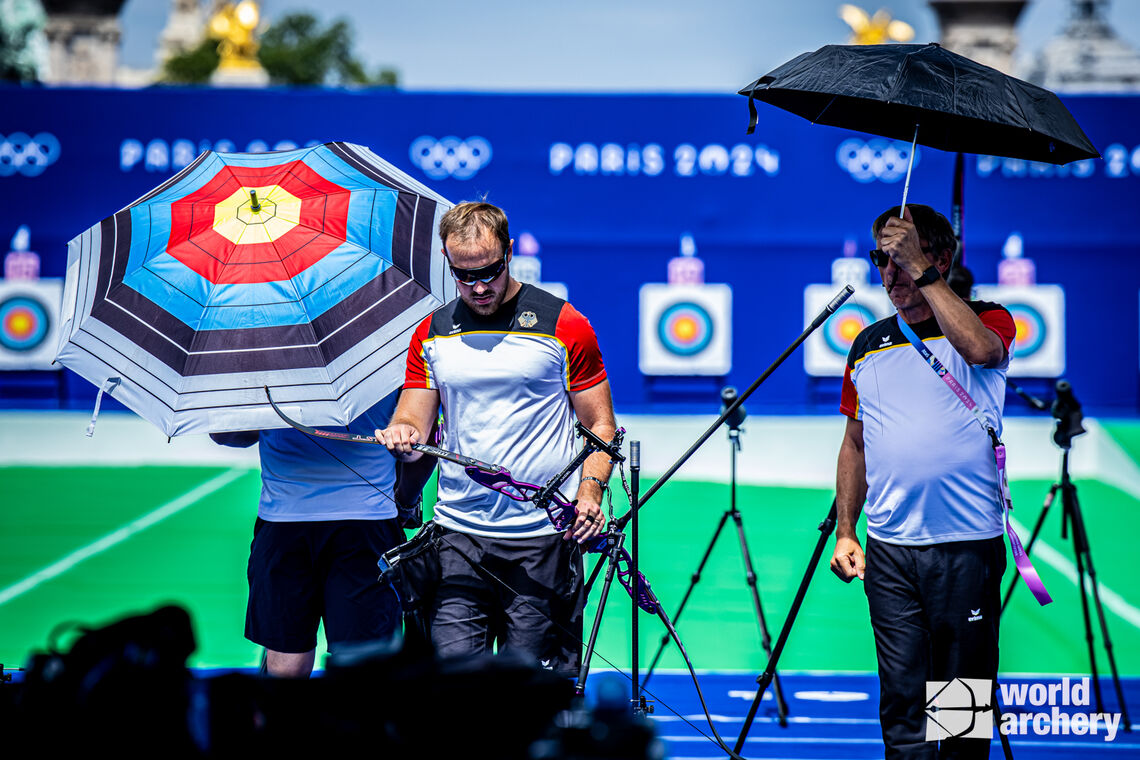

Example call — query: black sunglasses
[868,246,932,268]
[446,253,507,284]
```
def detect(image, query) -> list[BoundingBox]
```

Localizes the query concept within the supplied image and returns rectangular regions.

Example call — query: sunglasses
[446,253,507,285]
[868,245,933,268]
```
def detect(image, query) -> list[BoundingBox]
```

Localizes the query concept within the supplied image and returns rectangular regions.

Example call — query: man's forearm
[922,281,1005,367]
[835,437,866,539]
[577,424,616,502]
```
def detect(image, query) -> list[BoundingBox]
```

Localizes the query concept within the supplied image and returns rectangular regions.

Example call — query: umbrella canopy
[56,142,456,437]
[739,43,1099,165]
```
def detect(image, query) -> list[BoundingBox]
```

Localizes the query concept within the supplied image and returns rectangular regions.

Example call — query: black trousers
[864,536,1006,760]
[431,527,584,678]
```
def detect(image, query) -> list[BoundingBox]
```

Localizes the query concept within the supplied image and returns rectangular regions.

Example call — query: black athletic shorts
[246,517,404,654]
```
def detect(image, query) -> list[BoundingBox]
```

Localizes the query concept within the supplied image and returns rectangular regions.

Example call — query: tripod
[642,387,789,727]
[1000,405,1131,731]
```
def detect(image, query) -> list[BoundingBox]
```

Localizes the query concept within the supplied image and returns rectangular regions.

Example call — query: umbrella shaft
[899,125,919,217]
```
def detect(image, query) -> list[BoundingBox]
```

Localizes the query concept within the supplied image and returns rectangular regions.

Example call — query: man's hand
[831,536,866,582]
[566,496,605,543]
[879,207,929,279]
[375,423,423,461]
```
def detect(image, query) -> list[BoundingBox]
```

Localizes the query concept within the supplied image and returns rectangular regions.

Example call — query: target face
[1007,303,1046,356]
[657,301,713,356]
[0,295,49,352]
[824,303,876,355]
[640,284,731,376]
[973,284,1065,377]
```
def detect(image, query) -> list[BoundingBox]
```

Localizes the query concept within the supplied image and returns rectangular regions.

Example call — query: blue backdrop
[2,86,1137,415]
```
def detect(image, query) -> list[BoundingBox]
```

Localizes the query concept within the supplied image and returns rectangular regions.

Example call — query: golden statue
[209,1,262,71]
[839,4,915,45]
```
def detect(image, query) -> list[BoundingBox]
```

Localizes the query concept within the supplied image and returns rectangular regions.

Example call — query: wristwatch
[914,265,942,288]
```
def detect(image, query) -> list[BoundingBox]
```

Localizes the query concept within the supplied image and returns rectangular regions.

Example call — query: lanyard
[896,317,1052,606]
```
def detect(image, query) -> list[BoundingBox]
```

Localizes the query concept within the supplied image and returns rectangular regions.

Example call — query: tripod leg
[734,500,837,754]
[1001,484,1058,615]
[575,538,622,696]
[643,510,732,689]
[732,508,790,726]
[1067,485,1132,731]
[1065,483,1105,712]
[993,682,1015,760]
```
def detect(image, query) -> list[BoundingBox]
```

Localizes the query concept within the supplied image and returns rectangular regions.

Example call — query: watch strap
[915,265,942,287]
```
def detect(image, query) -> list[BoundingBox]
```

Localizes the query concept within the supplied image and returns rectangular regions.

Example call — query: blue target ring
[657,301,713,356]
[824,303,876,355]
[0,295,50,352]
[1007,303,1046,356]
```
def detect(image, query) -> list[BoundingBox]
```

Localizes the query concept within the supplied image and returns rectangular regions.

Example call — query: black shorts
[246,517,404,654]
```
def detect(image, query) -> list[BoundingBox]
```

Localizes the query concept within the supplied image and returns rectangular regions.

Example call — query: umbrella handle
[899,124,919,218]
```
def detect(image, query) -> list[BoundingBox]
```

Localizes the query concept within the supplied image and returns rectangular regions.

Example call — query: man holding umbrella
[831,204,1015,757]
[377,201,615,676]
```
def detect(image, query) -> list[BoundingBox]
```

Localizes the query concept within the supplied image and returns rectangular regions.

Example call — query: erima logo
[880,334,892,345]
[969,608,983,622]
[448,323,462,335]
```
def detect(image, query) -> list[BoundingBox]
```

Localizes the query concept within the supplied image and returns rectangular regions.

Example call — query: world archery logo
[0,133,61,177]
[836,137,918,183]
[409,136,492,180]
[925,678,994,741]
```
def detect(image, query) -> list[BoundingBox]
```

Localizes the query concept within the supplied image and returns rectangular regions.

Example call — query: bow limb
[264,386,500,470]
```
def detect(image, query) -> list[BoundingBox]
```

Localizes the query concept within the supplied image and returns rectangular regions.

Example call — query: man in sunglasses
[377,201,616,676]
[830,204,1016,758]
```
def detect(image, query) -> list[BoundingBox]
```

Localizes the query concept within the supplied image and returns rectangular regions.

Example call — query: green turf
[1,465,1137,674]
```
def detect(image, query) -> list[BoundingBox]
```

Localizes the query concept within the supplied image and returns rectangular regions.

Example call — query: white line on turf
[0,468,246,607]
[1011,517,1140,631]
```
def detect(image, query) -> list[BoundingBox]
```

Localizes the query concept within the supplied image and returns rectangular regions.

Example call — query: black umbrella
[739,42,1100,209]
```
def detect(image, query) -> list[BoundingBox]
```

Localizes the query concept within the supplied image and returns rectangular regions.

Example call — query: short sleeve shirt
[840,302,1015,545]
[257,392,398,522]
[404,284,607,538]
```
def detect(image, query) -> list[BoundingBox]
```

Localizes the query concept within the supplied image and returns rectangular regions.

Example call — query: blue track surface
[622,673,1140,759]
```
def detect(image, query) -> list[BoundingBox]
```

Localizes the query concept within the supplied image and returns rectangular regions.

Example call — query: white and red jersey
[841,301,1016,545]
[405,284,607,538]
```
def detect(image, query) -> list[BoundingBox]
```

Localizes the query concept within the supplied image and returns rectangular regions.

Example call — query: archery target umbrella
[56,142,456,437]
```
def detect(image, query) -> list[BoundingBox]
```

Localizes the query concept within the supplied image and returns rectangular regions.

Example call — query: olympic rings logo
[409,136,492,180]
[836,137,917,184]
[0,133,61,177]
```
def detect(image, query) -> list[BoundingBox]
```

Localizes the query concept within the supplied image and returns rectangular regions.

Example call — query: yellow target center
[674,316,698,341]
[7,312,32,335]
[1014,317,1030,342]
[839,319,863,342]
[213,184,302,245]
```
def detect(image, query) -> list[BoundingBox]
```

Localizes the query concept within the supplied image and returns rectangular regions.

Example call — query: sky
[115,0,1140,91]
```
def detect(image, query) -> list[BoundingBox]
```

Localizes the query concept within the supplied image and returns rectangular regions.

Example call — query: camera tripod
[1000,381,1131,731]
[641,387,789,726]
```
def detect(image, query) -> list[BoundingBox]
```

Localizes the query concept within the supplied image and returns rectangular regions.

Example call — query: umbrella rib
[100,295,192,356]
[326,314,424,397]
[408,194,419,285]
[812,94,842,124]
[73,328,181,399]
[293,246,376,302]
[105,212,122,302]
[313,277,417,349]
